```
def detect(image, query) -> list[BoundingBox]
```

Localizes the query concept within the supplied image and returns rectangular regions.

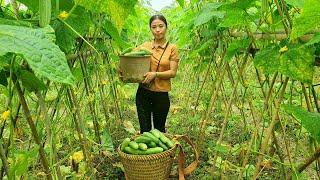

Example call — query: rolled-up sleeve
[169,45,180,62]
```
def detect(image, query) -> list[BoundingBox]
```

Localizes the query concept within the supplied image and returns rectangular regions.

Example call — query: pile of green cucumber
[120,129,175,155]
[121,47,152,56]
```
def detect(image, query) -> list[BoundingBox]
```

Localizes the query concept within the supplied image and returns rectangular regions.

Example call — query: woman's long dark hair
[149,14,168,27]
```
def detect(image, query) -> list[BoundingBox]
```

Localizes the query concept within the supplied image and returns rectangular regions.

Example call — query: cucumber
[158,140,168,151]
[150,129,161,139]
[124,146,163,155]
[121,47,133,55]
[140,47,152,55]
[128,141,139,150]
[143,132,159,144]
[134,136,152,144]
[147,141,157,148]
[123,146,142,155]
[39,0,51,27]
[138,143,148,151]
[121,138,131,151]
[124,51,146,56]
[166,139,175,148]
[144,147,164,154]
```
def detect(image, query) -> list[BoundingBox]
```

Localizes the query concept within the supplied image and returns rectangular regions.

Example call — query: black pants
[136,86,170,133]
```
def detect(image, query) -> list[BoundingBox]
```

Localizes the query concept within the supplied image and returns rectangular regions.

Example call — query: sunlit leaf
[254,45,280,74]
[284,105,320,142]
[279,44,315,84]
[290,0,320,40]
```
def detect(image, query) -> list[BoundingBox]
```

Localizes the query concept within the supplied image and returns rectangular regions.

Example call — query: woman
[135,14,180,133]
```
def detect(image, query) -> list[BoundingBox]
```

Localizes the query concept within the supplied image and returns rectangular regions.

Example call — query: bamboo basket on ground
[117,143,177,180]
[118,134,199,180]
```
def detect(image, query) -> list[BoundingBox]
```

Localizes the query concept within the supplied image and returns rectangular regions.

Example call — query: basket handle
[173,135,200,180]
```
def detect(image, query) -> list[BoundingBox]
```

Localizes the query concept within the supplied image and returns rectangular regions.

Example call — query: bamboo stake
[16,82,52,180]
[254,77,289,179]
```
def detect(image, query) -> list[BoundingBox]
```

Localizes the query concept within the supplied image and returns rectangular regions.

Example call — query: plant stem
[16,82,52,180]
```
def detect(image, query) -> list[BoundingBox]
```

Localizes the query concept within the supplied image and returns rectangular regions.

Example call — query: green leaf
[284,105,320,142]
[219,7,248,27]
[102,129,114,152]
[304,32,320,46]
[279,45,315,84]
[225,39,251,61]
[290,0,320,40]
[194,3,224,27]
[254,45,280,74]
[176,0,185,8]
[0,25,75,85]
[9,146,39,177]
[0,18,32,27]
[18,70,46,92]
[103,19,129,49]
[284,0,304,8]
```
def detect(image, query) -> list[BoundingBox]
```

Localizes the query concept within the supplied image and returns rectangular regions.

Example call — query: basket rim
[119,55,151,58]
[117,143,177,160]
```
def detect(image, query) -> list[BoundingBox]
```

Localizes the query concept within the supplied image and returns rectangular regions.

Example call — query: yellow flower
[279,46,288,53]
[58,11,69,20]
[72,151,84,163]
[101,80,107,85]
[1,110,10,121]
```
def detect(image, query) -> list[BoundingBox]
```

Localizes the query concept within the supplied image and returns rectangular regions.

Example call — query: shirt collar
[151,40,168,49]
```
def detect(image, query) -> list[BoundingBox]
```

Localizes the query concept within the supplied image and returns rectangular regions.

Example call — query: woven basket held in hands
[118,134,199,180]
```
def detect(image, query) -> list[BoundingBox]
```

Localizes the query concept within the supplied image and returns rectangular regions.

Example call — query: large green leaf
[103,19,129,49]
[75,0,137,31]
[254,45,281,74]
[0,25,74,85]
[225,39,251,61]
[290,0,320,40]
[284,105,320,142]
[193,3,224,27]
[279,45,315,84]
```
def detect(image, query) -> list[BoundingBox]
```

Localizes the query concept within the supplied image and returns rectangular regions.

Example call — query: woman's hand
[142,72,157,84]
